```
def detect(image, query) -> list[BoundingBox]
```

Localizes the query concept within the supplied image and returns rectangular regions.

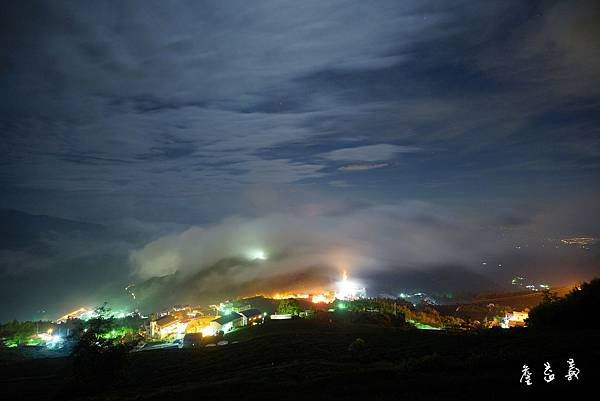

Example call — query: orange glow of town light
[272,293,310,300]
[311,293,335,304]
[269,290,336,304]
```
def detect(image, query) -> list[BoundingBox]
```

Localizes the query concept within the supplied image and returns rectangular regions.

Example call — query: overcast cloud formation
[131,203,488,280]
[1,1,600,319]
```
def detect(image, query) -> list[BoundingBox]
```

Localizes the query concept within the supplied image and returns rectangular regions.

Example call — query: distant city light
[561,237,598,246]
[55,306,132,323]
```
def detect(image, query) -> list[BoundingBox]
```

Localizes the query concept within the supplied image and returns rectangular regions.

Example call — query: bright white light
[201,326,215,337]
[38,333,64,349]
[334,272,366,300]
[247,249,267,260]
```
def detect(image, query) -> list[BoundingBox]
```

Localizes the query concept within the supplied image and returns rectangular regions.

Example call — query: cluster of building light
[560,237,598,246]
[398,292,437,305]
[511,276,550,292]
[55,307,130,323]
[46,271,366,346]
[501,310,529,328]
[268,272,366,304]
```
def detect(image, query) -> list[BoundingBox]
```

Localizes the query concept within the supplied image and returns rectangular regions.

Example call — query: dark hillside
[1,318,596,400]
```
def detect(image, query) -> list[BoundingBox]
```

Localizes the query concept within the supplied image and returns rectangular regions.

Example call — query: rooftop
[239,308,262,318]
[154,315,177,327]
[214,312,242,325]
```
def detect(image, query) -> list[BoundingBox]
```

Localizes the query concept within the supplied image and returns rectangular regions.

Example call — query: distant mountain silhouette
[364,266,508,297]
[0,209,107,250]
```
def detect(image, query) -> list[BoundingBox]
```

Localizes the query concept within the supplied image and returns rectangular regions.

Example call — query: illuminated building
[270,314,292,320]
[208,308,264,334]
[150,315,180,338]
[238,308,264,326]
[213,302,251,316]
[185,316,218,334]
[501,310,529,328]
[209,312,244,334]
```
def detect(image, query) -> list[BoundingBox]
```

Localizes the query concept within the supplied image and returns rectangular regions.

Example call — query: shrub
[348,338,366,354]
[527,278,600,329]
[68,303,140,393]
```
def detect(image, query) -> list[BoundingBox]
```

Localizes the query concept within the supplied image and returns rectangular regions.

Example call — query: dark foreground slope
[1,319,598,401]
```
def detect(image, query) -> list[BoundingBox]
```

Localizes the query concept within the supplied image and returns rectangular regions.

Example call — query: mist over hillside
[1,205,599,321]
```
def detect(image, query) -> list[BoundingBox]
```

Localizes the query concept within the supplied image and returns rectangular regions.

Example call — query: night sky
[1,1,599,320]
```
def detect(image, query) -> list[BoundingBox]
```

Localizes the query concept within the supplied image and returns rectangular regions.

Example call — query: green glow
[408,319,443,330]
[27,338,40,345]
[337,302,347,310]
[98,326,133,340]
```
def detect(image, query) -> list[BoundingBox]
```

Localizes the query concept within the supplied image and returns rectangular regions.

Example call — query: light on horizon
[335,271,366,301]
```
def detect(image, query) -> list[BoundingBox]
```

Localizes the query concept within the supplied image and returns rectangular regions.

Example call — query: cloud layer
[1,1,599,222]
[130,203,511,289]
